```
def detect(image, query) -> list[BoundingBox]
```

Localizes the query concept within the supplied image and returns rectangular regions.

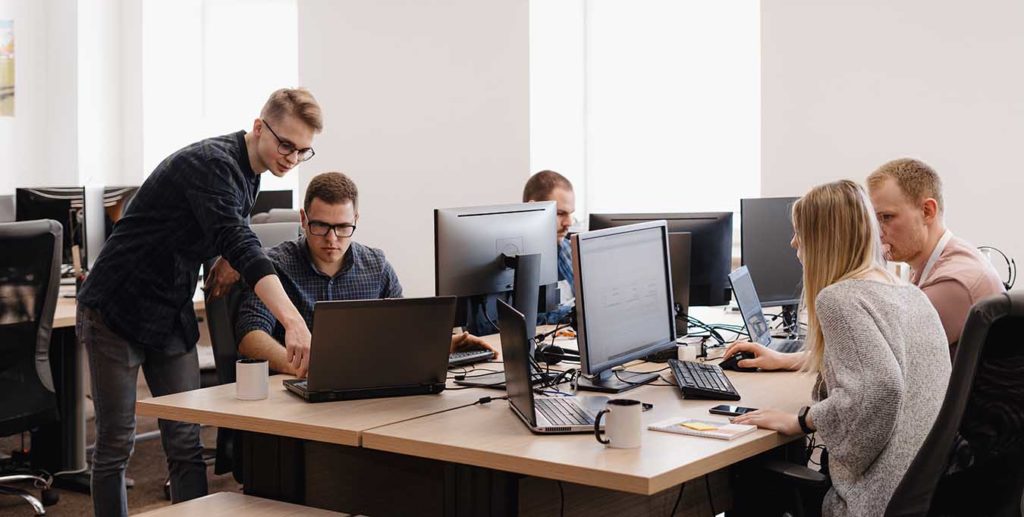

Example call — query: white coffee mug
[593,399,643,449]
[236,359,269,400]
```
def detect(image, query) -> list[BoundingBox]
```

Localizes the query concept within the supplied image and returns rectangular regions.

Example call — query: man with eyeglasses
[76,88,321,516]
[234,172,497,375]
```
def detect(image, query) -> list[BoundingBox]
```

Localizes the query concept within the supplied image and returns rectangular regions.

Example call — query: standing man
[522,170,576,324]
[867,158,1004,351]
[77,88,322,516]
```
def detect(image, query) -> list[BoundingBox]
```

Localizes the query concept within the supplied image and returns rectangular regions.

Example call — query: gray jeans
[77,305,208,517]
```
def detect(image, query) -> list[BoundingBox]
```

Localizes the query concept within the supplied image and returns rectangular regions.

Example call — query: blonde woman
[724,180,951,516]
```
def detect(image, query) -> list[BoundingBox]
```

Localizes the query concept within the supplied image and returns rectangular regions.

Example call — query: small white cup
[593,399,643,449]
[677,344,698,362]
[236,359,269,400]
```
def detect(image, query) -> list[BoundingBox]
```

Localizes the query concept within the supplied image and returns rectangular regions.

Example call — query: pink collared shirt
[911,234,1005,350]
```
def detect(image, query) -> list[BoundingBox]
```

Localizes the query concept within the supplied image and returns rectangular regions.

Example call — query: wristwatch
[797,406,814,435]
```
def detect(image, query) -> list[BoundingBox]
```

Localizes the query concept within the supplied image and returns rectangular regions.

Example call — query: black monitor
[434,202,558,342]
[251,190,293,216]
[16,187,90,275]
[572,220,677,393]
[741,197,802,335]
[590,212,732,307]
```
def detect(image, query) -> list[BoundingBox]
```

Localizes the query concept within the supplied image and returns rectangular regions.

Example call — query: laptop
[498,300,608,434]
[283,297,456,402]
[728,266,804,353]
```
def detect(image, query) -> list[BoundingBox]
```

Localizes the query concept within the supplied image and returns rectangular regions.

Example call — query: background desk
[136,330,814,516]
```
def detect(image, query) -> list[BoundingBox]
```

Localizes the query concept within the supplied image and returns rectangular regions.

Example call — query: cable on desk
[671,481,687,516]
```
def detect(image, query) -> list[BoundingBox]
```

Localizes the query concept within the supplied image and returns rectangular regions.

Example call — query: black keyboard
[667,359,741,400]
[535,397,593,426]
[448,348,495,368]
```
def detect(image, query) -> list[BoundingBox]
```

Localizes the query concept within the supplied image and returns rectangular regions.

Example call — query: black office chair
[0,220,63,515]
[885,291,1024,517]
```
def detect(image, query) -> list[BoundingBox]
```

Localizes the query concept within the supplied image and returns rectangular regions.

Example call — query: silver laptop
[728,266,803,353]
[497,300,607,433]
[284,297,456,402]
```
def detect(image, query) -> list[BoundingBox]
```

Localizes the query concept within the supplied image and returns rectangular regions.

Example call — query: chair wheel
[41,488,59,506]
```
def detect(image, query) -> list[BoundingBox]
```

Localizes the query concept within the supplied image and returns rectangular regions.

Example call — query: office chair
[884,291,1024,517]
[0,220,63,515]
[201,222,301,482]
[262,208,300,224]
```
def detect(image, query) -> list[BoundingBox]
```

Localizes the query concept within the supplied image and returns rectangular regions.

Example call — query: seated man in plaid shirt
[235,172,497,376]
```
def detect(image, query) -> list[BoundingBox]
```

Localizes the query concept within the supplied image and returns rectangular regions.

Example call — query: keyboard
[667,359,741,400]
[448,348,495,368]
[535,397,594,426]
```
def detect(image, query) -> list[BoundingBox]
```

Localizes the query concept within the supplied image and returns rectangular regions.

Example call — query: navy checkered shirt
[78,130,276,350]
[235,237,402,344]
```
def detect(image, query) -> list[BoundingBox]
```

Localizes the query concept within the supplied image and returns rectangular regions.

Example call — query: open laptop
[284,297,456,402]
[728,266,804,353]
[498,300,608,434]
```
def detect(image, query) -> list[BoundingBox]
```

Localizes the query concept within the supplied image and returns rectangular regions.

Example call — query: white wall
[298,0,530,296]
[762,0,1024,282]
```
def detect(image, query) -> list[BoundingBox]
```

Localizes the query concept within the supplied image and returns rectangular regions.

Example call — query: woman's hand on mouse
[722,341,803,371]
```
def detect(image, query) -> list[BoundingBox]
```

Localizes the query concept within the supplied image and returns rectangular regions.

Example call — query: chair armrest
[761,459,829,487]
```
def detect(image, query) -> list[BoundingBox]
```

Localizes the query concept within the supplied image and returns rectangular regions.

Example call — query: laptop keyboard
[668,359,741,401]
[535,397,593,426]
[448,348,495,368]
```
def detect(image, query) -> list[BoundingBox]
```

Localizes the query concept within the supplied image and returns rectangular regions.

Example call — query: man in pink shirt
[867,158,1005,352]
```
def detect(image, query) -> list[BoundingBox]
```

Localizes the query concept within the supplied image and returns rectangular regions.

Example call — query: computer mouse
[719,351,758,372]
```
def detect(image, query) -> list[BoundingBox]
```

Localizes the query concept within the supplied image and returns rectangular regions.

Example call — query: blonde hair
[865,158,943,213]
[260,88,323,133]
[793,180,893,373]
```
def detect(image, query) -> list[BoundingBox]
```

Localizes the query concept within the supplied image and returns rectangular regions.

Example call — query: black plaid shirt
[79,130,276,351]
[235,237,403,344]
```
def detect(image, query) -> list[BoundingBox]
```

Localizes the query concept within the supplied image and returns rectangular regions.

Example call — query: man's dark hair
[304,172,358,212]
[522,170,573,202]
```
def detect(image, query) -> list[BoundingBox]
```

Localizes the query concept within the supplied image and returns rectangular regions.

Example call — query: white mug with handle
[593,399,643,449]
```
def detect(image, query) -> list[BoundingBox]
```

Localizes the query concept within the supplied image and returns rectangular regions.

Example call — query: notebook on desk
[728,266,804,353]
[284,297,456,403]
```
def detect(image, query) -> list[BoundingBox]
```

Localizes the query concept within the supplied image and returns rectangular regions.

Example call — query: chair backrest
[0,220,62,436]
[263,208,300,223]
[204,222,301,384]
[885,292,1024,517]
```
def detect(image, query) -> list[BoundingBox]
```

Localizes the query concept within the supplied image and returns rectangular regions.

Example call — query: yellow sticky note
[681,422,717,431]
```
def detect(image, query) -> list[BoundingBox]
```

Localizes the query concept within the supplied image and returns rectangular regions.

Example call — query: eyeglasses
[262,119,316,162]
[307,220,356,238]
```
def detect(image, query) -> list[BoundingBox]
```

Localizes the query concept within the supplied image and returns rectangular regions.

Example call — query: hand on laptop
[285,323,312,378]
[451,332,499,359]
[722,341,801,372]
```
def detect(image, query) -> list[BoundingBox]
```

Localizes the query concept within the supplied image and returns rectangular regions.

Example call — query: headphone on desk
[978,246,1016,290]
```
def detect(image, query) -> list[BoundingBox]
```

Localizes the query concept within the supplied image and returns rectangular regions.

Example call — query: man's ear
[252,118,263,135]
[921,198,940,223]
[299,208,308,227]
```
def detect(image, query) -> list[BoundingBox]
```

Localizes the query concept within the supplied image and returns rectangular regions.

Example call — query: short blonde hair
[260,88,323,133]
[866,158,943,213]
[793,180,892,373]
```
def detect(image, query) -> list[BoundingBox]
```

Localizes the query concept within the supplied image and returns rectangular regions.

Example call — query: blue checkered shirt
[538,236,575,324]
[235,237,403,344]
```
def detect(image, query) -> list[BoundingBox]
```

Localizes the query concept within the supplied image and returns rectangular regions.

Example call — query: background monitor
[572,220,677,393]
[434,202,558,341]
[251,190,293,216]
[740,197,802,307]
[590,212,733,307]
[0,194,13,222]
[16,187,89,275]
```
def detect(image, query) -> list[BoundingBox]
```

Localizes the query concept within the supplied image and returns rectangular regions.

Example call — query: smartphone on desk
[709,404,758,417]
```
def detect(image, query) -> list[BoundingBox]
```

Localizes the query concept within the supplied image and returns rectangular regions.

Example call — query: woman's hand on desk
[731,409,802,436]
[451,332,500,359]
[722,341,801,371]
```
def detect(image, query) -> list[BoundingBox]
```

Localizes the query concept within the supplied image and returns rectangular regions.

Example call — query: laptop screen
[729,266,773,346]
[497,300,537,426]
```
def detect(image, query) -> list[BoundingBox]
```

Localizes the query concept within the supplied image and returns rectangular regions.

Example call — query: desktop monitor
[590,212,732,307]
[251,190,293,216]
[0,194,14,222]
[741,197,802,333]
[434,202,558,341]
[16,187,90,275]
[572,220,677,393]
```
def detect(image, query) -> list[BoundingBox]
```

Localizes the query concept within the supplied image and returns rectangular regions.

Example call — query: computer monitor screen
[16,187,88,274]
[434,202,558,339]
[251,190,293,216]
[572,221,676,391]
[740,197,801,307]
[590,212,733,307]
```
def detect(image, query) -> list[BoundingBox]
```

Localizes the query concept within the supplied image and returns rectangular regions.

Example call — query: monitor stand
[461,253,542,351]
[576,369,658,394]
